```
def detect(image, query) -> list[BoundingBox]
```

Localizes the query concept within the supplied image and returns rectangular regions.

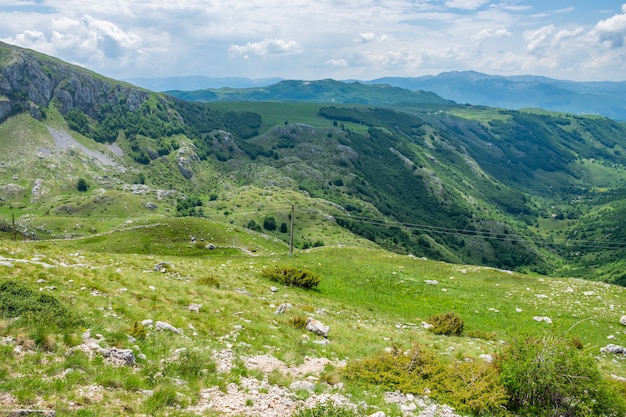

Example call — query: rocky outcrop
[305,317,329,338]
[0,41,150,119]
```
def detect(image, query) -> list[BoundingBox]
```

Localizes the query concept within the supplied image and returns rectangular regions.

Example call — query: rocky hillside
[2,41,626,283]
[0,41,151,123]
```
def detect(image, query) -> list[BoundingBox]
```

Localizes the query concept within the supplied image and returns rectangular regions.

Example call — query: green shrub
[128,321,147,340]
[0,280,81,328]
[197,275,220,288]
[499,335,626,417]
[77,178,89,192]
[292,403,359,417]
[426,311,464,336]
[143,384,182,414]
[163,348,216,383]
[261,266,320,289]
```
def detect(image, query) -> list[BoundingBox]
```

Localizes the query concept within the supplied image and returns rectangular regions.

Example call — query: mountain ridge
[136,70,626,120]
[2,41,626,283]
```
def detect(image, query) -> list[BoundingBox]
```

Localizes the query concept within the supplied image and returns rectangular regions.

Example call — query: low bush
[499,335,626,417]
[425,311,464,336]
[197,275,220,288]
[261,266,320,289]
[287,315,308,330]
[0,280,82,328]
[292,403,359,417]
[343,343,508,415]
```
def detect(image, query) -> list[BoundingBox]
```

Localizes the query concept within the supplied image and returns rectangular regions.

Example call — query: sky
[1,1,626,82]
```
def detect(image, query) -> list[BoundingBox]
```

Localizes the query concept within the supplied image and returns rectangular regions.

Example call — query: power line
[204,202,626,250]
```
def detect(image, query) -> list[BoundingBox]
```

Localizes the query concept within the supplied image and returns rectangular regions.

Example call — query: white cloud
[357,32,377,43]
[474,28,512,41]
[326,58,348,67]
[1,1,626,81]
[445,0,489,10]
[589,4,626,48]
[228,39,303,58]
[524,25,555,55]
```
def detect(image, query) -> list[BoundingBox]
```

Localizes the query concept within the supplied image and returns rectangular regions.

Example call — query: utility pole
[289,204,294,256]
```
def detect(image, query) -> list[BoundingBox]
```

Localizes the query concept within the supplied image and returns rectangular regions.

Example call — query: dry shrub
[197,275,220,288]
[287,315,308,330]
[343,343,508,415]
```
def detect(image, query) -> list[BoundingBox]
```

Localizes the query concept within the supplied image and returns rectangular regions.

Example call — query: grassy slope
[1,224,626,415]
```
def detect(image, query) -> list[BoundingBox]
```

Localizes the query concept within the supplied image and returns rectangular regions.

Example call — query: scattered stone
[81,329,91,340]
[102,347,135,367]
[532,316,552,324]
[424,280,439,285]
[290,380,316,392]
[274,303,293,315]
[620,315,626,326]
[206,243,216,250]
[145,202,158,210]
[270,286,279,293]
[155,321,181,334]
[313,339,330,345]
[305,317,329,338]
[141,319,154,327]
[188,304,202,313]
[235,288,252,296]
[154,262,174,272]
[479,354,493,363]
[583,291,595,296]
[368,412,387,417]
[2,410,56,416]
[601,344,626,354]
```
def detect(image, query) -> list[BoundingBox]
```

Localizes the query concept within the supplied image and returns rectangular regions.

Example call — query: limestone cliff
[0,41,149,121]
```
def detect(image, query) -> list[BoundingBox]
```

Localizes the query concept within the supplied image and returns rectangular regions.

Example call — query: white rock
[620,315,626,326]
[479,354,493,363]
[532,316,552,324]
[290,380,316,392]
[155,321,181,334]
[424,280,439,285]
[305,317,329,338]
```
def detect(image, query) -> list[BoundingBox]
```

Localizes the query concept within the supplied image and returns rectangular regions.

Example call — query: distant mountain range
[366,71,626,121]
[126,76,283,91]
[129,71,626,121]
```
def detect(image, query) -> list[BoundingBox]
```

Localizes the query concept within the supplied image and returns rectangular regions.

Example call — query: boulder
[305,317,329,338]
[601,344,626,354]
[274,303,293,315]
[154,262,174,272]
[155,321,181,334]
[188,304,202,313]
[620,315,626,326]
[102,347,136,366]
